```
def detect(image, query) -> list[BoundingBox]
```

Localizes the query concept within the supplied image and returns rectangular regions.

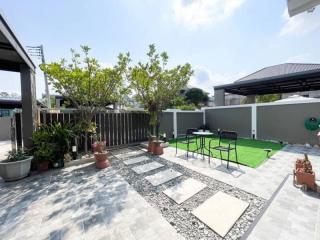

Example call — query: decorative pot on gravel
[153,140,164,155]
[148,136,156,152]
[295,153,316,190]
[0,150,32,182]
[94,152,110,169]
[92,141,106,153]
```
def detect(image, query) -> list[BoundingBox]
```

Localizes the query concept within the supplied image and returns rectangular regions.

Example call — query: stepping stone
[163,178,206,204]
[145,169,182,186]
[132,162,164,174]
[192,191,249,237]
[116,151,143,159]
[124,156,150,165]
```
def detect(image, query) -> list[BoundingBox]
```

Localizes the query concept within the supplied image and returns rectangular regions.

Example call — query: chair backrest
[219,131,237,140]
[186,128,198,136]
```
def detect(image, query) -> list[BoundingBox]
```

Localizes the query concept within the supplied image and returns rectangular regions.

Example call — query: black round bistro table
[192,131,214,158]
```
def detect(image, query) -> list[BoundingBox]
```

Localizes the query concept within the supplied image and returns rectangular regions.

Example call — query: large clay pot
[148,136,156,152]
[0,156,32,181]
[94,152,110,169]
[92,141,107,153]
[153,141,163,155]
[37,160,50,172]
[296,169,316,190]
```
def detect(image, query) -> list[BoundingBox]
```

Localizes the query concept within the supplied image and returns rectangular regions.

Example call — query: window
[0,109,11,117]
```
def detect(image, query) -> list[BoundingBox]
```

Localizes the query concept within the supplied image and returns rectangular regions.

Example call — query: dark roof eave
[214,68,320,91]
[0,12,36,72]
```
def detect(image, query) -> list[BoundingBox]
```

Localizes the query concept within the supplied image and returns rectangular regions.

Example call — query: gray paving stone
[163,178,206,204]
[131,162,164,174]
[145,169,182,186]
[124,156,150,165]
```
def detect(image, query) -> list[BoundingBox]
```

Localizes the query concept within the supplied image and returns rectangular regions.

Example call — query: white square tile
[192,191,249,237]
[163,178,206,204]
[124,156,150,165]
[145,169,182,186]
[131,162,164,174]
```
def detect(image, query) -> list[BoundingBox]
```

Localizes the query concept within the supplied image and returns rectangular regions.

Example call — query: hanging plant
[304,117,319,131]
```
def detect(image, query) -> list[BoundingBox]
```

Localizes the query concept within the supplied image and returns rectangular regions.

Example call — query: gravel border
[110,147,266,240]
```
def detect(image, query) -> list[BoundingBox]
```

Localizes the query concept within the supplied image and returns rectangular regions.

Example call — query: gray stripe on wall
[257,102,320,145]
[177,112,203,135]
[159,112,174,138]
[205,107,252,138]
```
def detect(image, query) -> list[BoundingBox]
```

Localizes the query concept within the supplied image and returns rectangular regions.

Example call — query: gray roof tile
[236,63,320,82]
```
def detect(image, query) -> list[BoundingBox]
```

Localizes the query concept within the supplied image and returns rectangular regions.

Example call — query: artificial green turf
[169,137,284,168]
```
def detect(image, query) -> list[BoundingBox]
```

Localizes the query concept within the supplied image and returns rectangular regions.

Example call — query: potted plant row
[0,149,33,181]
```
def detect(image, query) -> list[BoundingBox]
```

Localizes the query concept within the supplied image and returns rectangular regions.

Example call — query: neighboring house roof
[236,63,320,82]
[214,63,320,96]
[275,95,318,103]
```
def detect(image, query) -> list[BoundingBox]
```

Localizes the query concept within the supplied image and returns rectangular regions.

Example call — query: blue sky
[1,0,320,98]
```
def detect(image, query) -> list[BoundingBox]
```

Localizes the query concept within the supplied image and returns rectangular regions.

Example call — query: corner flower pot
[37,160,50,172]
[94,152,110,169]
[296,169,316,190]
[92,141,107,153]
[295,162,304,170]
[152,141,163,155]
[148,136,156,152]
[0,156,32,181]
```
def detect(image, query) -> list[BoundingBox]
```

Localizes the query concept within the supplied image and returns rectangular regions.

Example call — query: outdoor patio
[1,141,319,240]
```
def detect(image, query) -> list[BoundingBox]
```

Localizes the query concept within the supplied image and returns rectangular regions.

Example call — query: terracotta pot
[153,141,163,155]
[148,137,156,152]
[296,170,316,190]
[92,141,106,153]
[37,161,50,172]
[295,162,304,170]
[94,152,110,169]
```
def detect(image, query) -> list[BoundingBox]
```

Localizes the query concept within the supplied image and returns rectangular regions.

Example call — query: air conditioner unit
[287,0,320,16]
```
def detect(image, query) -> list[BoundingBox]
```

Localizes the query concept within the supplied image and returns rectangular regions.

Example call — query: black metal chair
[175,128,198,157]
[209,131,239,168]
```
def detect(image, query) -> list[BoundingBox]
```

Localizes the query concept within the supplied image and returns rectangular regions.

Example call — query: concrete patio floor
[0,141,319,239]
[0,164,183,240]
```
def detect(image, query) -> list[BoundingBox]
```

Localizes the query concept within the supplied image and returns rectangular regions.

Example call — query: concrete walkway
[0,163,183,240]
[161,145,320,239]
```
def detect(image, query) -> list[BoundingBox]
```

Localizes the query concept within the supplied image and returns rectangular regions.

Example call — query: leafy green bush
[32,123,73,164]
[176,104,197,110]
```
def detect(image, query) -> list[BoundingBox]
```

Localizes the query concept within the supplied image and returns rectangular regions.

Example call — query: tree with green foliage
[256,94,281,103]
[185,87,209,107]
[40,45,130,130]
[128,44,193,138]
[40,46,130,151]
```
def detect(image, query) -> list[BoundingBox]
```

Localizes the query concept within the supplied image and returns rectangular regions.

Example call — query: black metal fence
[12,109,150,150]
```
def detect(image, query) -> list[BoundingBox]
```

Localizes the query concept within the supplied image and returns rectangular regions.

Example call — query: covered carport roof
[0,12,35,72]
[214,63,320,96]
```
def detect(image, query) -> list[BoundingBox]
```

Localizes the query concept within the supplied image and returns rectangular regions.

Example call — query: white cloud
[172,0,246,29]
[189,66,247,95]
[280,8,320,36]
[285,53,311,63]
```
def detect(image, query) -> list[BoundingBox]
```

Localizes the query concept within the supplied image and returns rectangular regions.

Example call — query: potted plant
[295,154,316,190]
[51,123,73,168]
[34,143,55,171]
[0,149,33,181]
[91,133,107,153]
[31,125,55,172]
[128,44,193,155]
[147,134,156,152]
